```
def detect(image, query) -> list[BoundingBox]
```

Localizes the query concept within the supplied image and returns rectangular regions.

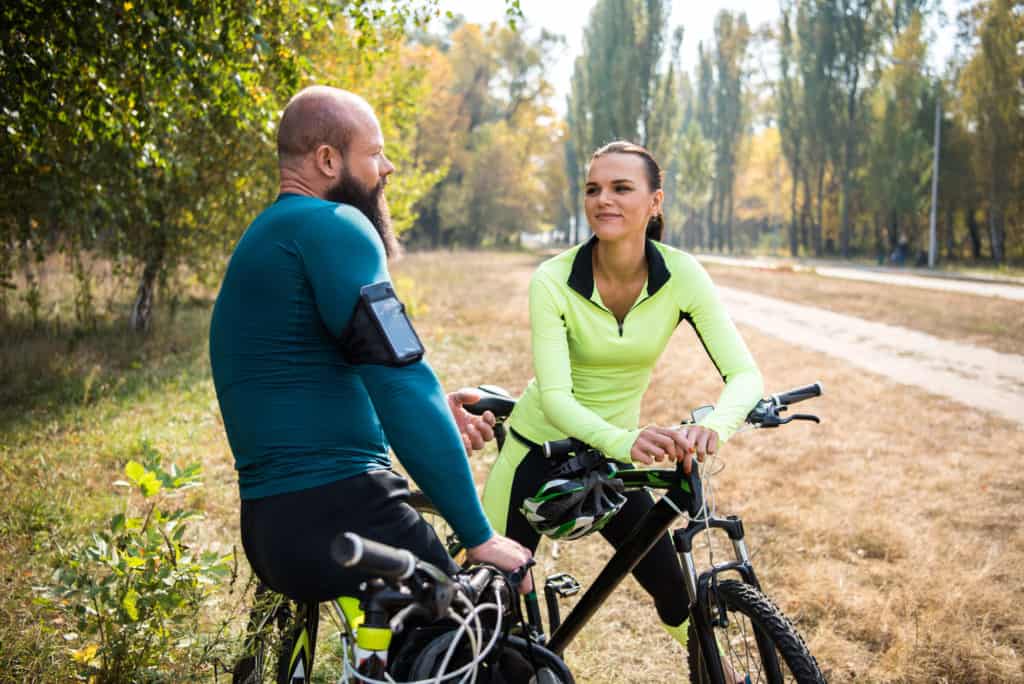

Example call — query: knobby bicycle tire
[232,593,318,684]
[687,580,824,684]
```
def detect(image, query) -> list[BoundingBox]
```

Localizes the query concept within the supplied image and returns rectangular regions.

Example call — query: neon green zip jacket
[507,237,763,462]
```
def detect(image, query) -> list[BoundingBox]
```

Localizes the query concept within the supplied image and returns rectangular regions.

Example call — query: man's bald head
[277,86,374,165]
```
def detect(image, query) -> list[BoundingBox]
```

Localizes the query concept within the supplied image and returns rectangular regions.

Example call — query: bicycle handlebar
[331,532,418,581]
[538,382,823,470]
[770,382,823,407]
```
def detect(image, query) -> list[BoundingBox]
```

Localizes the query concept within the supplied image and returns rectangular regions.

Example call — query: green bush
[40,445,234,682]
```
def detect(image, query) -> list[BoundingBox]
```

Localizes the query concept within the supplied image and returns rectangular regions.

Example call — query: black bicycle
[411,383,827,684]
[232,527,572,683]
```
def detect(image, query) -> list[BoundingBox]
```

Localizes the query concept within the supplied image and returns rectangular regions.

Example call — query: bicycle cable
[343,585,504,684]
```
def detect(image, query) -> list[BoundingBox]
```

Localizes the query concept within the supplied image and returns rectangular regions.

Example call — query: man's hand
[466,534,534,594]
[447,388,496,455]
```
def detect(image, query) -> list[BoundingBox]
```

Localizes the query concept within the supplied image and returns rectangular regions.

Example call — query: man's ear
[314,144,341,179]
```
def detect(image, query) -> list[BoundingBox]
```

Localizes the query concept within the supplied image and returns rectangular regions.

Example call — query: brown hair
[589,141,665,241]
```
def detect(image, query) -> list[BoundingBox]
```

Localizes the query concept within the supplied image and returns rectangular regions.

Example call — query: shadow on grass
[0,297,216,436]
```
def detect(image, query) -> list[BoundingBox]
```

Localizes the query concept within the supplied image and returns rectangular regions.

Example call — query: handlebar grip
[464,396,510,416]
[462,386,517,418]
[772,382,823,407]
[543,438,576,459]
[331,532,416,581]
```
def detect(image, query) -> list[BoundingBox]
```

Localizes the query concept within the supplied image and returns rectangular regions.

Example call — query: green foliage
[406,19,566,246]
[39,446,233,682]
[565,0,681,243]
[958,0,1024,262]
[1,0,506,330]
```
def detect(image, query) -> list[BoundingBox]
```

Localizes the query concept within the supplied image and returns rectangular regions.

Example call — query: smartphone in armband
[355,282,425,366]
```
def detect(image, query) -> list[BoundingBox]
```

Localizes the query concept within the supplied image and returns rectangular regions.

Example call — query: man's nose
[381,158,396,177]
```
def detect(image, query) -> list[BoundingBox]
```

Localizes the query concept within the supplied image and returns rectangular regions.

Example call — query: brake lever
[790,413,820,423]
[507,558,537,592]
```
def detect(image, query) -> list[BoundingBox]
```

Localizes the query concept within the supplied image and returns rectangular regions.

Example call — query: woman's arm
[677,256,764,442]
[529,273,640,462]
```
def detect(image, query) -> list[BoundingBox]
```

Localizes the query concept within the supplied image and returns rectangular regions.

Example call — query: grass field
[1,250,1021,682]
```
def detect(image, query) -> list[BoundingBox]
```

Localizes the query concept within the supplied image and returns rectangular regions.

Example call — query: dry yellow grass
[391,250,1024,683]
[4,249,1021,682]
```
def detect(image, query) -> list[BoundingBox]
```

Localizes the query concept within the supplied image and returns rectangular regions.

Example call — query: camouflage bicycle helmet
[520,462,627,540]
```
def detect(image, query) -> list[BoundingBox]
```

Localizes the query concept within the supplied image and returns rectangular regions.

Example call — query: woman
[481,140,763,653]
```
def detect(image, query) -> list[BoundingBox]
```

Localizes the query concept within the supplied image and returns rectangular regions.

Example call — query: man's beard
[326,169,401,259]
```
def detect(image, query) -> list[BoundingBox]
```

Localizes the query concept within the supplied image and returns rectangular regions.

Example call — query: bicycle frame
[542,464,765,684]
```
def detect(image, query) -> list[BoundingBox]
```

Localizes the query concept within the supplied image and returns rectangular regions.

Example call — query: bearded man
[209,87,531,608]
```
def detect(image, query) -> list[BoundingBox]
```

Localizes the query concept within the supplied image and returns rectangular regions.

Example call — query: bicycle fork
[674,515,759,684]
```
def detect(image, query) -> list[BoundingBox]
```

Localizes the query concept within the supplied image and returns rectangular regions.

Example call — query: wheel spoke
[688,580,824,684]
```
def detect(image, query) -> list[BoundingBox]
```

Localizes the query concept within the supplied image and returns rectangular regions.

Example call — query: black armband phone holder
[340,282,425,366]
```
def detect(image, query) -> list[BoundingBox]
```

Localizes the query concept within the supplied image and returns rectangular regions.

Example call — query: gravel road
[698,254,1024,301]
[718,286,1024,426]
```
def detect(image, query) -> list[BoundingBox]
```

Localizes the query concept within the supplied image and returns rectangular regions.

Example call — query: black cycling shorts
[241,470,459,603]
[503,445,690,627]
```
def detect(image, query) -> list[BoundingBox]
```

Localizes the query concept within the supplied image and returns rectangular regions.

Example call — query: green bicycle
[232,517,572,683]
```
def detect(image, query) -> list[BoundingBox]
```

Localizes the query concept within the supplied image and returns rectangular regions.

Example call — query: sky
[436,0,961,113]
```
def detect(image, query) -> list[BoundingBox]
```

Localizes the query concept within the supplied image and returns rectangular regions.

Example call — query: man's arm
[298,205,495,547]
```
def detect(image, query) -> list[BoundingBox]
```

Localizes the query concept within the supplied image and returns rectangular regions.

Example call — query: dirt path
[698,254,1024,301]
[718,285,1024,425]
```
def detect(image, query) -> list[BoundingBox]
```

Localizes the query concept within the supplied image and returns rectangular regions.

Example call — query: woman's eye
[615,185,632,193]
[585,187,598,195]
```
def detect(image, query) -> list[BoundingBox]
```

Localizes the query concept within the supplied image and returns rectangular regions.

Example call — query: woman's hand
[673,425,719,475]
[630,426,686,465]
[630,425,719,475]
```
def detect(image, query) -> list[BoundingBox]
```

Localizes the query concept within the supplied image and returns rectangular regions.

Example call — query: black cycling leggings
[504,445,690,627]
[241,470,459,603]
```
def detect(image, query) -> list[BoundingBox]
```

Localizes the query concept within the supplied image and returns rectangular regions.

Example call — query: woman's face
[584,153,663,243]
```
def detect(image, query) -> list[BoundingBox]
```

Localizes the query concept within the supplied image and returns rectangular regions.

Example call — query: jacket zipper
[584,290,657,337]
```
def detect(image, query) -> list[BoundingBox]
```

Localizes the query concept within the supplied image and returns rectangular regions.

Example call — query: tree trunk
[130,251,163,333]
[800,169,812,254]
[944,207,956,261]
[839,168,852,258]
[966,205,982,259]
[814,164,825,257]
[789,170,800,257]
[873,212,884,263]
[988,204,1005,264]
[725,189,735,253]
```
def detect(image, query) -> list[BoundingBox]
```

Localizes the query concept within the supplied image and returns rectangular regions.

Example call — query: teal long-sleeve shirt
[209,194,493,547]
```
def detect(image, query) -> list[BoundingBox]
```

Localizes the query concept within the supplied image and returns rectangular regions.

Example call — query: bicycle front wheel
[687,580,824,684]
[407,490,466,562]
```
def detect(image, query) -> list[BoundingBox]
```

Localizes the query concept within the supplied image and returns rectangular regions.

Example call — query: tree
[833,0,882,257]
[405,19,564,247]
[0,0,453,331]
[777,1,806,256]
[710,10,752,252]
[959,0,1024,263]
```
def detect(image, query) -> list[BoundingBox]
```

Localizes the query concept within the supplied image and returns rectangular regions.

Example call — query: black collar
[567,236,671,300]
